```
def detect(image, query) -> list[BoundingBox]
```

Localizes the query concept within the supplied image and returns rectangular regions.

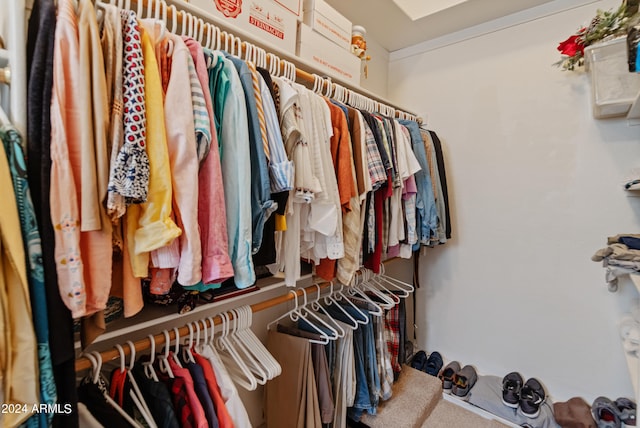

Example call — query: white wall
[389,0,640,402]
[359,37,390,98]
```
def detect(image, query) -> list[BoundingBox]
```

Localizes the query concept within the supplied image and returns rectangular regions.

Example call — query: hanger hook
[162,330,171,358]
[172,327,180,355]
[126,340,136,370]
[147,334,156,365]
[115,343,126,373]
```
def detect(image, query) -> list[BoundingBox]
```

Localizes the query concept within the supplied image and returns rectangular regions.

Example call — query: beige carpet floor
[361,365,509,428]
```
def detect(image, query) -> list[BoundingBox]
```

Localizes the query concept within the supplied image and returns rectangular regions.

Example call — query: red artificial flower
[557,32,585,57]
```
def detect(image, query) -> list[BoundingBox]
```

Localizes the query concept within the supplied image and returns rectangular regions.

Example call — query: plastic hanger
[347,273,387,314]
[114,344,157,428]
[171,327,183,367]
[322,281,359,329]
[310,283,345,338]
[359,269,398,308]
[84,352,142,427]
[299,288,340,340]
[379,263,415,291]
[142,334,159,382]
[157,330,174,378]
[234,306,281,379]
[216,310,259,390]
[181,323,196,364]
[168,4,178,34]
[226,308,270,385]
[267,290,333,344]
[334,283,370,324]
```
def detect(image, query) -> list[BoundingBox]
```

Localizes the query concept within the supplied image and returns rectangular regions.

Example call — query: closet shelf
[75,273,313,351]
[171,0,416,117]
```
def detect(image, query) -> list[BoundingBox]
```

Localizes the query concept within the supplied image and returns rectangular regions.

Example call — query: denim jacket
[399,120,438,246]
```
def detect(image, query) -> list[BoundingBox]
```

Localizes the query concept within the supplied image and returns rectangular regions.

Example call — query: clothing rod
[115,0,420,121]
[74,279,334,372]
[74,257,405,372]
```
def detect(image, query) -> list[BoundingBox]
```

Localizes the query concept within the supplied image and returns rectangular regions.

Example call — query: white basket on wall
[584,36,640,118]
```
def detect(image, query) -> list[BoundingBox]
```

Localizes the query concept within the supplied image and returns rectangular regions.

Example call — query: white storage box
[584,36,640,118]
[297,22,360,86]
[186,0,298,55]
[302,0,352,50]
[274,0,302,18]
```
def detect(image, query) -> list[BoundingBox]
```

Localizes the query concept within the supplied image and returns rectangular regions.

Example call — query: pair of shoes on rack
[502,372,546,418]
[592,396,637,428]
[439,361,477,398]
[410,350,443,377]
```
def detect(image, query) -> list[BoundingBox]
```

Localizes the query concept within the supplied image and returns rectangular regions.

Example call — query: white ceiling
[324,0,558,52]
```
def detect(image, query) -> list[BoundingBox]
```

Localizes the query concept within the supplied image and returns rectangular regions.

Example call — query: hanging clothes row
[265,268,415,427]
[36,0,452,333]
[77,305,272,428]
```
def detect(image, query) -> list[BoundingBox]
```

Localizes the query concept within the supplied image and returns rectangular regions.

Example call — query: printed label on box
[249,2,285,39]
[310,54,355,80]
[214,0,242,18]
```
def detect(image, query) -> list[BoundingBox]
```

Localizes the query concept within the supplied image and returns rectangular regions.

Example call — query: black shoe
[519,378,546,418]
[424,352,443,377]
[502,372,523,408]
[410,350,428,371]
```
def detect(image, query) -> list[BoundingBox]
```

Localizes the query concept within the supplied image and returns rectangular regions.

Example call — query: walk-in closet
[1,0,639,427]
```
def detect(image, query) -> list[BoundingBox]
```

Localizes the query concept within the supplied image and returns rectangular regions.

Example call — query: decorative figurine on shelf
[351,25,371,78]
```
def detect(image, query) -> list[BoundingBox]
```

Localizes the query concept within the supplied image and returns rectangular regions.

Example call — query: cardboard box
[303,0,352,51]
[584,36,640,118]
[274,0,302,18]
[297,23,361,86]
[186,0,298,55]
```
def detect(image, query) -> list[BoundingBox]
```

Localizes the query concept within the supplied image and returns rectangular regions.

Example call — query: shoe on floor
[410,350,428,371]
[519,378,546,418]
[614,397,636,426]
[502,372,523,408]
[592,397,622,428]
[424,351,444,377]
[439,361,461,393]
[451,365,477,398]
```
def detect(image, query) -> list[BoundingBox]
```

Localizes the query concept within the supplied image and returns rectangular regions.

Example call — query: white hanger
[374,265,413,297]
[244,42,253,63]
[181,323,196,364]
[310,284,346,338]
[114,345,157,428]
[335,283,373,321]
[299,288,340,340]
[180,9,188,36]
[171,327,183,367]
[346,275,385,315]
[322,281,359,329]
[226,308,270,385]
[135,0,143,17]
[204,23,213,50]
[157,330,175,378]
[234,306,281,379]
[361,269,399,307]
[142,334,159,382]
[267,290,333,344]
[215,311,259,390]
[167,4,178,34]
[84,352,142,427]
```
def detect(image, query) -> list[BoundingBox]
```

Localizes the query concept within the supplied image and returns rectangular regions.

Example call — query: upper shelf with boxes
[184,0,364,86]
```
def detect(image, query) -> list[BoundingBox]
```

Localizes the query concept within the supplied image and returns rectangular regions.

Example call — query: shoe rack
[622,274,640,415]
